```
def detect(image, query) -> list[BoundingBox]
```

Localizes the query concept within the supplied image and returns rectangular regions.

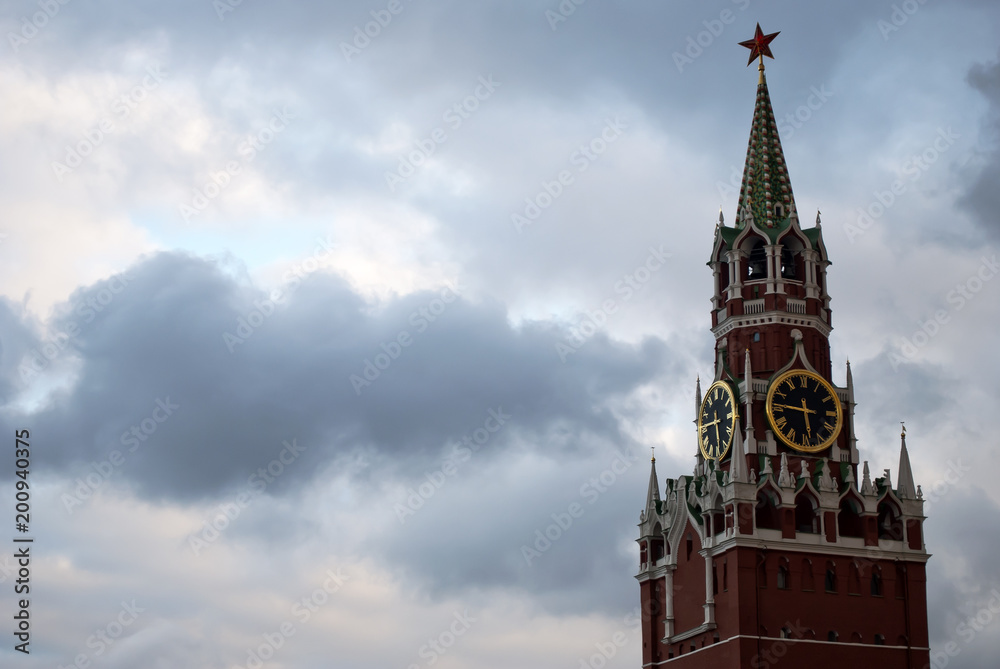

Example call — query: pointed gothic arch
[745,238,768,281]
[778,234,805,280]
[650,522,665,563]
[794,489,820,534]
[838,494,865,538]
[710,494,725,536]
[755,484,782,531]
[877,498,904,541]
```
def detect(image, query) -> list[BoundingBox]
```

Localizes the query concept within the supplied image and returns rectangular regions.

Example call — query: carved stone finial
[778,453,793,488]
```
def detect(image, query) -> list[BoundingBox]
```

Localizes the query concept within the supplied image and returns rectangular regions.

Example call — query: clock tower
[635,25,930,668]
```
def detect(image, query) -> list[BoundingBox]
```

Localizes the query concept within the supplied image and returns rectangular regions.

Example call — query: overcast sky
[0,1,998,667]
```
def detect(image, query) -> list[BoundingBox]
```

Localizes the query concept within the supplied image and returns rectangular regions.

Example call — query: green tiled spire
[735,71,797,229]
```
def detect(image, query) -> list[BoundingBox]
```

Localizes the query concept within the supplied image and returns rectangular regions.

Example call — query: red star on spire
[739,23,780,67]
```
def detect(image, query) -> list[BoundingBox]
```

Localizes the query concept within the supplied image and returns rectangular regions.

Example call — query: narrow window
[848,562,862,595]
[777,561,790,590]
[871,567,883,597]
[825,562,837,593]
[801,559,815,591]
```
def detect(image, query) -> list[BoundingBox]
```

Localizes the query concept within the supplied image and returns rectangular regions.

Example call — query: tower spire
[897,423,916,499]
[694,375,702,424]
[730,419,748,484]
[646,448,661,510]
[735,24,795,230]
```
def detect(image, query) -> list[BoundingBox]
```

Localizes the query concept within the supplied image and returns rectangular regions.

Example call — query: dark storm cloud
[959,50,1000,238]
[0,251,669,500]
[4,0,885,163]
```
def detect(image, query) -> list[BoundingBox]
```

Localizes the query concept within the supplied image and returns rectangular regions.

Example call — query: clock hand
[714,421,722,456]
[801,398,811,436]
[773,403,817,415]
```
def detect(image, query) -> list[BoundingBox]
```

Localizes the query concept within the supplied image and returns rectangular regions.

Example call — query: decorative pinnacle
[739,23,780,77]
[901,421,906,439]
[651,446,656,463]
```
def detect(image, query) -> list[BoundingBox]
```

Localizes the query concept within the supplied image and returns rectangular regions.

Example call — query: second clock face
[766,369,843,453]
[698,381,736,461]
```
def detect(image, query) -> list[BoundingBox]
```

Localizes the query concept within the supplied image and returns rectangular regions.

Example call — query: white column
[704,553,716,624]
[664,569,675,640]
[766,245,781,294]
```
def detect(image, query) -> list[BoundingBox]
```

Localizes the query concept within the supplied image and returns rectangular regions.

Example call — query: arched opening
[878,499,904,541]
[871,566,883,597]
[795,491,820,534]
[895,563,907,599]
[711,496,725,536]
[746,239,767,281]
[650,523,665,563]
[780,245,799,280]
[825,561,838,593]
[875,633,886,646]
[777,558,790,590]
[827,631,839,642]
[848,562,862,595]
[685,533,693,562]
[755,487,781,531]
[801,558,815,591]
[838,496,865,538]
[779,237,805,281]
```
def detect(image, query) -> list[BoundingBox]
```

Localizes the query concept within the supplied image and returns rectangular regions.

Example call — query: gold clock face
[698,381,737,461]
[766,369,842,453]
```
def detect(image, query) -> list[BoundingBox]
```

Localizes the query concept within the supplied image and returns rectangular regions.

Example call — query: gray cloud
[960,50,1000,238]
[2,251,669,502]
